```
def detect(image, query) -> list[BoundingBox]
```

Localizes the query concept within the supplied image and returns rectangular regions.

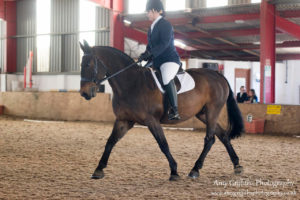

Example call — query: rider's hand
[138,51,152,62]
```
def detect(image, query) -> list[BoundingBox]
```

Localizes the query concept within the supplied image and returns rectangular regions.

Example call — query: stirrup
[168,109,181,120]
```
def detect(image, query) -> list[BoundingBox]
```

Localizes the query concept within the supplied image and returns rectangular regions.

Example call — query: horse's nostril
[81,92,91,100]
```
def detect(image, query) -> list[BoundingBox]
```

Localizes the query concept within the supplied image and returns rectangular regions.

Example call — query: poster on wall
[264,65,272,103]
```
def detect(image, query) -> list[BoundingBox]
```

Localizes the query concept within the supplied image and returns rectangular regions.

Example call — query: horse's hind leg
[193,114,243,175]
[91,120,134,179]
[188,109,219,178]
[215,125,243,174]
[147,118,179,181]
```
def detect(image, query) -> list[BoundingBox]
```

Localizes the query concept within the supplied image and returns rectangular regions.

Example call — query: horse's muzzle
[81,92,92,100]
[80,86,97,100]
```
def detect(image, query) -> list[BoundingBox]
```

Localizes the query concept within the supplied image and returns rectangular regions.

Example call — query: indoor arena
[0,0,299,199]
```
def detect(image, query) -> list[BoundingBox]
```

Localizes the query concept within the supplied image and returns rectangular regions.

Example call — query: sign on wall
[267,105,281,115]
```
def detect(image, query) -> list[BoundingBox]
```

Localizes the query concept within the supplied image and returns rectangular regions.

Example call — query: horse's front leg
[91,120,134,179]
[147,118,180,181]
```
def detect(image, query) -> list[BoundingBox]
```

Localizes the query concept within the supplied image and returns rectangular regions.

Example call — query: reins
[95,61,140,86]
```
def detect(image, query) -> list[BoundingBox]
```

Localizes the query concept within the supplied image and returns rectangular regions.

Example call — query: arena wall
[0,92,299,135]
[0,92,115,122]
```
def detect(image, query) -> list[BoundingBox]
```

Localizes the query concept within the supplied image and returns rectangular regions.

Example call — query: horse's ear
[79,40,92,54]
[79,42,85,52]
[83,40,90,48]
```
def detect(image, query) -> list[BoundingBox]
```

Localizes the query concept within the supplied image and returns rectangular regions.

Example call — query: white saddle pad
[150,68,195,94]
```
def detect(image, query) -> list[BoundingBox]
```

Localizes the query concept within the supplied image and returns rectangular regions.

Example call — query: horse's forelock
[81,54,93,68]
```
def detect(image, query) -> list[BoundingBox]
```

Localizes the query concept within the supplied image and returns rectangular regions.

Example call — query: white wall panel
[0,20,6,73]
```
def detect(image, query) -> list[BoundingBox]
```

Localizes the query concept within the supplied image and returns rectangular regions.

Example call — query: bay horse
[79,41,244,181]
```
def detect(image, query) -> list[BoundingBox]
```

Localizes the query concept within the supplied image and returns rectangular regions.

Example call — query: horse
[79,41,244,181]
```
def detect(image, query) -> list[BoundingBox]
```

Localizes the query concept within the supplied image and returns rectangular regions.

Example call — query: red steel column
[110,0,124,51]
[0,0,4,19]
[260,0,275,103]
[4,1,17,73]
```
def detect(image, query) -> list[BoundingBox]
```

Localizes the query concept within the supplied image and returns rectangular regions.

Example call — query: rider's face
[147,10,159,21]
[240,87,245,93]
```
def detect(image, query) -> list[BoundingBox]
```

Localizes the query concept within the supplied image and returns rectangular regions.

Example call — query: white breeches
[160,62,180,85]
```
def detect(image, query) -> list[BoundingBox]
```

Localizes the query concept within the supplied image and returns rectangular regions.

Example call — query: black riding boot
[164,80,181,120]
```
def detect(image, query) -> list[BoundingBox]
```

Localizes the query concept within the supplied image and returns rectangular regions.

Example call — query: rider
[139,0,181,120]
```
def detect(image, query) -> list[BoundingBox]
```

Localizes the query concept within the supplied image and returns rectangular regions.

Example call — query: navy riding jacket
[146,17,180,69]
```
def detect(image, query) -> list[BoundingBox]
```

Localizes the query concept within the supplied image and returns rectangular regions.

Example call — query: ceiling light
[235,20,245,24]
[253,41,285,45]
[123,19,132,25]
[185,8,192,13]
[174,40,187,48]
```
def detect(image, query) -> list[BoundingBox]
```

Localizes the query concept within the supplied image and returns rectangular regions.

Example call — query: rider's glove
[138,51,152,62]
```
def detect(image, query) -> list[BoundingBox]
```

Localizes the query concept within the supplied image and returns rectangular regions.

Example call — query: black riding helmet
[146,0,165,17]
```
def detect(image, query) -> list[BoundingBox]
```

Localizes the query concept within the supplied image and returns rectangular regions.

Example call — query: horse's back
[186,68,229,104]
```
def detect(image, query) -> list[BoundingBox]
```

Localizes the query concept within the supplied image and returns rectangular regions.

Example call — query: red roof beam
[190,41,300,51]
[130,9,300,28]
[193,10,300,24]
[123,26,189,58]
[276,15,300,40]
[197,13,260,24]
[131,17,190,28]
[277,9,300,18]
[187,28,261,38]
[277,54,300,60]
[177,28,282,39]
[124,26,148,44]
[131,13,259,28]
[88,0,112,9]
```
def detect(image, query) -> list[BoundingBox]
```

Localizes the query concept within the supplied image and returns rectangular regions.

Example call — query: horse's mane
[94,46,156,90]
[95,46,135,64]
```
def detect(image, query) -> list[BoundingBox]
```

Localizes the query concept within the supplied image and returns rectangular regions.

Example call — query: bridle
[81,53,140,87]
[80,54,108,86]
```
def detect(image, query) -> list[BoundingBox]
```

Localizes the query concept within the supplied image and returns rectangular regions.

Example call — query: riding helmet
[146,0,165,16]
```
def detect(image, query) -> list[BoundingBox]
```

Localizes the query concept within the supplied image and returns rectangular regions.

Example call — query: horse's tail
[226,83,245,140]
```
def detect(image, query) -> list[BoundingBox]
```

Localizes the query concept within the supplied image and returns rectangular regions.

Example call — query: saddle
[144,61,195,95]
[145,61,185,92]
[155,63,184,92]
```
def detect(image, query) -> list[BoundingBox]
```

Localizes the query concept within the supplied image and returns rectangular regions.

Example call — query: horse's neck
[104,58,141,96]
[96,47,146,97]
[107,67,140,96]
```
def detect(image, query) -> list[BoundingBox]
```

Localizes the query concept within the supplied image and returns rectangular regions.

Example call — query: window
[252,0,261,3]
[166,0,185,11]
[207,0,228,8]
[36,0,50,72]
[128,0,147,14]
[79,0,96,46]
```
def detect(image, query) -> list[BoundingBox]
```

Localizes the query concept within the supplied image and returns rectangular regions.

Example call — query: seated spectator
[236,86,248,103]
[246,89,258,103]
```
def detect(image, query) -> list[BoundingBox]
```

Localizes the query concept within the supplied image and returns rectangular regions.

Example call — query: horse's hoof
[169,174,180,181]
[234,165,243,175]
[188,170,199,179]
[91,169,104,179]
